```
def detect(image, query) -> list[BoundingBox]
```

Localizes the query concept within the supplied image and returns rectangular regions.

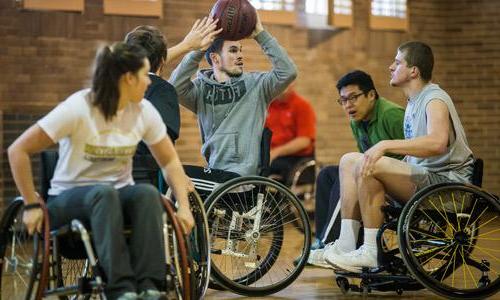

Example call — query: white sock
[363,228,379,251]
[337,219,361,252]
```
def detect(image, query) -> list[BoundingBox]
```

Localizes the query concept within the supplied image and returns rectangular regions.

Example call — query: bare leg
[327,157,419,272]
[357,156,418,228]
[339,152,363,220]
[357,175,386,228]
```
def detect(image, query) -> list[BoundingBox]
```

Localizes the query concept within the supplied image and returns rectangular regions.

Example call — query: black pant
[269,155,314,186]
[314,166,341,243]
[47,184,165,299]
[315,166,364,246]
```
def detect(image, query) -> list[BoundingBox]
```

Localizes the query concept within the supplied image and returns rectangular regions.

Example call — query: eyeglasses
[337,92,365,106]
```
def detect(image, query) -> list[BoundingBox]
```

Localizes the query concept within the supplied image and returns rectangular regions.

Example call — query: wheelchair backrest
[472,158,483,187]
[40,150,59,201]
[258,127,273,177]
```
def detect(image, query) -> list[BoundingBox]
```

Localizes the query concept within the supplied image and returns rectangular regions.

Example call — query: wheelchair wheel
[162,197,192,300]
[186,192,211,299]
[398,183,500,299]
[0,198,49,300]
[53,256,93,300]
[163,191,211,299]
[205,176,311,296]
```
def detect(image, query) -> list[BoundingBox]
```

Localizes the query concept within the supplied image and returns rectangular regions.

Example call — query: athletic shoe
[326,245,378,273]
[139,289,167,300]
[117,292,139,300]
[307,248,334,269]
[310,238,325,250]
[323,240,351,259]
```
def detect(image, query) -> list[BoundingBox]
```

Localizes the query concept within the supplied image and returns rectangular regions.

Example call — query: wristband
[24,203,42,211]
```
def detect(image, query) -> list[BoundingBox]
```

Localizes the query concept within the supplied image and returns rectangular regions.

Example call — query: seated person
[265,83,316,186]
[169,12,297,180]
[8,42,194,300]
[309,70,405,268]
[324,41,474,272]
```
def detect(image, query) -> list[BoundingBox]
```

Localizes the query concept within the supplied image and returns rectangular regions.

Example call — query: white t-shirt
[38,89,167,195]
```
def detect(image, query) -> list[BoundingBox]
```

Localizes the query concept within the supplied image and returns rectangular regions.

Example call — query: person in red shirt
[265,84,316,185]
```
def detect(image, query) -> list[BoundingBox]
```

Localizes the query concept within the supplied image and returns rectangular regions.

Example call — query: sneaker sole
[309,261,336,269]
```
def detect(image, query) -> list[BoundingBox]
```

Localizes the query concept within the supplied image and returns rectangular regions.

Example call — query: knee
[339,152,363,174]
[131,184,162,210]
[87,185,120,209]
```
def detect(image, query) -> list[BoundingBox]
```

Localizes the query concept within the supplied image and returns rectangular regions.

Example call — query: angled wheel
[186,192,210,299]
[0,198,50,300]
[398,183,500,299]
[205,176,311,296]
[162,197,192,300]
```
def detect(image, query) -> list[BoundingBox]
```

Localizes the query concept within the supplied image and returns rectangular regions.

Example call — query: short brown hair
[125,25,167,73]
[398,41,434,82]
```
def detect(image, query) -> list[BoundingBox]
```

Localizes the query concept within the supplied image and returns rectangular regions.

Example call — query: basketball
[210,0,257,41]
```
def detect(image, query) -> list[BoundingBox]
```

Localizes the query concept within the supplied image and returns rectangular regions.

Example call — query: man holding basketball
[170,12,297,176]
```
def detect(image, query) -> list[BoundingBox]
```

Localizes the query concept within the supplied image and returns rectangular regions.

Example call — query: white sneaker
[117,292,139,300]
[323,240,350,261]
[307,248,334,269]
[328,245,378,273]
[323,240,353,270]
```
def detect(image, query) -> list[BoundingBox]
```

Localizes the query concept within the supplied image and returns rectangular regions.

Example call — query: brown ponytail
[91,42,147,121]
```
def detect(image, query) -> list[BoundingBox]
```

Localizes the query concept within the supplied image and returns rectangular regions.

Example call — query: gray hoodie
[169,31,297,176]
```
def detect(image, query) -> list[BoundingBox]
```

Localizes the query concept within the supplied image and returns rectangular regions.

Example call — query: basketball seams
[210,0,256,41]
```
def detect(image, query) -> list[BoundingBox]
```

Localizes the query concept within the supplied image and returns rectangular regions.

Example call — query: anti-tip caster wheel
[336,277,350,295]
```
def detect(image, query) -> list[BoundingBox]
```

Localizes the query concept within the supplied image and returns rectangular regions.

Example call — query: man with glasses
[307,70,405,268]
[324,42,473,272]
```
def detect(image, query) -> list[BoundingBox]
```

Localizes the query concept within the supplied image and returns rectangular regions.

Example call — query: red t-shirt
[265,91,316,156]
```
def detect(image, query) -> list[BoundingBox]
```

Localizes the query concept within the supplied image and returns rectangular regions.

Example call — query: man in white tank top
[324,41,473,273]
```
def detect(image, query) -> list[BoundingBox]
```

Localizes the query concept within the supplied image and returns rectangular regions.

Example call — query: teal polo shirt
[350,97,405,159]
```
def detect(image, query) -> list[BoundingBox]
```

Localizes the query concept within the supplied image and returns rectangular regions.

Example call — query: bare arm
[8,125,55,204]
[166,17,221,64]
[380,99,449,157]
[8,124,55,234]
[361,99,450,176]
[148,136,194,233]
[270,137,311,161]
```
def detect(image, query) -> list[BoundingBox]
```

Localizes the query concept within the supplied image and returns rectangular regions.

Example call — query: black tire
[0,198,45,300]
[205,176,311,296]
[162,191,212,298]
[162,197,192,300]
[398,183,500,299]
[186,192,211,299]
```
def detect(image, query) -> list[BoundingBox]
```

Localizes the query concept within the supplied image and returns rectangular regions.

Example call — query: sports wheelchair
[0,151,204,300]
[334,159,500,299]
[164,129,312,297]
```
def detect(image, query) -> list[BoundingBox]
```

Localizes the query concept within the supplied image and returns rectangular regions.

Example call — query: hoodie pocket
[207,132,240,164]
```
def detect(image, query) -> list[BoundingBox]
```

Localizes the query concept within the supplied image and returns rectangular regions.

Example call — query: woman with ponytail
[8,42,194,300]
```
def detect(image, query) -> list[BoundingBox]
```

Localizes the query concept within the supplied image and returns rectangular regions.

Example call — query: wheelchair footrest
[334,268,423,295]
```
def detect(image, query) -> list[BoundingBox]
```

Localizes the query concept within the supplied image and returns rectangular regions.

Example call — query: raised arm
[169,50,205,112]
[166,17,221,64]
[251,13,297,103]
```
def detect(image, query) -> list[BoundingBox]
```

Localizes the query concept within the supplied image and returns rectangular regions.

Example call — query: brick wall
[0,0,499,203]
